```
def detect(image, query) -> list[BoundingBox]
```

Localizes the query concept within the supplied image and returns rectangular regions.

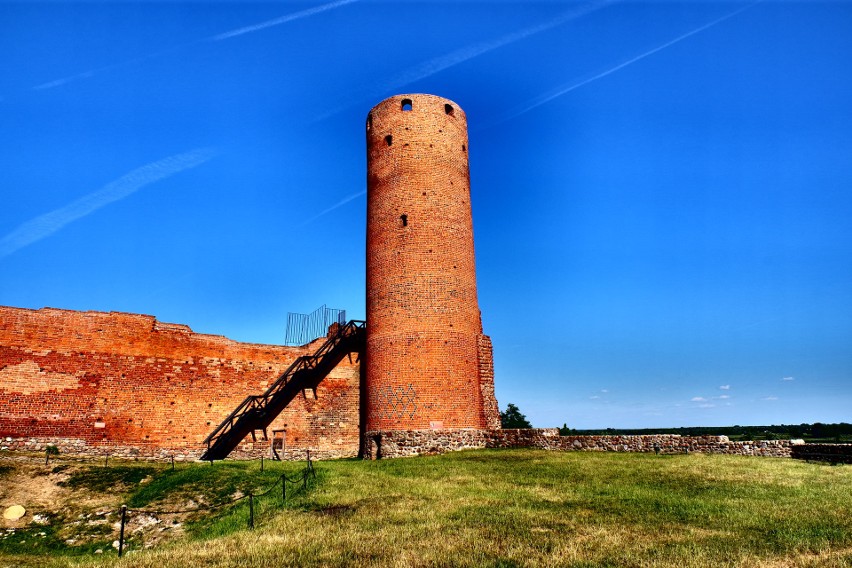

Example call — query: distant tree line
[557,422,852,442]
[499,403,850,442]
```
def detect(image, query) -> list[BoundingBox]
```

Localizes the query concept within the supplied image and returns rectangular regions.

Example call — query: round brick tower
[365,94,493,433]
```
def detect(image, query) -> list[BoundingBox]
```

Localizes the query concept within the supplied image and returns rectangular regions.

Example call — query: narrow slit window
[401,99,413,111]
[462,144,466,152]
[400,214,408,227]
[444,104,454,115]
[385,135,393,146]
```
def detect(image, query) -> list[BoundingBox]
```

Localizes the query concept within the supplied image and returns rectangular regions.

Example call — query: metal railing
[284,305,347,346]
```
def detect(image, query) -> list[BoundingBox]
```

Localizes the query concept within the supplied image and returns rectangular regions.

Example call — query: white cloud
[691,396,707,402]
[589,395,600,400]
[782,377,795,382]
[717,395,730,399]
[762,396,779,401]
[719,385,731,390]
[600,389,609,393]
[0,148,218,259]
[699,403,715,408]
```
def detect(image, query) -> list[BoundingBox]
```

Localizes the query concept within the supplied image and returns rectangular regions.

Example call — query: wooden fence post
[118,505,127,557]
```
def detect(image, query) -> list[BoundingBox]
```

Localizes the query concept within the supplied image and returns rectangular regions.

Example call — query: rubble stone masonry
[363,429,797,459]
[0,306,361,460]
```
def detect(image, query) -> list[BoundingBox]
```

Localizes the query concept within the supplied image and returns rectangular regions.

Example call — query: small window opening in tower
[401,99,413,111]
[462,144,466,152]
[385,135,393,146]
[445,104,454,115]
[400,214,408,227]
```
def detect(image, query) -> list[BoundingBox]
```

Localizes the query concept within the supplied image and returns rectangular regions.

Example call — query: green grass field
[1,450,850,567]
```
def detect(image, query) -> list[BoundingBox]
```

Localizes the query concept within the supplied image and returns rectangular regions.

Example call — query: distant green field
[1,450,850,567]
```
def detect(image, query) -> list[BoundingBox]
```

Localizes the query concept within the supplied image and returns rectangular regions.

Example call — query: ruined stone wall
[0,306,361,459]
[477,335,500,429]
[363,429,797,459]
[495,431,795,457]
[791,443,852,463]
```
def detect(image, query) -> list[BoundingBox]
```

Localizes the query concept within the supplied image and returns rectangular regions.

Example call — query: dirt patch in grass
[58,465,159,493]
[310,504,356,517]
[0,463,75,529]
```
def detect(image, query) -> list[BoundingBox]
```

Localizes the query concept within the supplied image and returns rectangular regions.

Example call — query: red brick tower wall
[365,94,493,431]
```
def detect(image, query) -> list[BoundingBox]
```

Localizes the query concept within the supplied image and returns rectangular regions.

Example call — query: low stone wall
[0,436,201,461]
[228,443,357,462]
[490,430,795,457]
[364,429,799,459]
[362,429,488,459]
[791,443,852,464]
[0,436,355,462]
[5,430,805,462]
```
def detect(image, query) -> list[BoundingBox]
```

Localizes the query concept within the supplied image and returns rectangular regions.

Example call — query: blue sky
[1,0,850,429]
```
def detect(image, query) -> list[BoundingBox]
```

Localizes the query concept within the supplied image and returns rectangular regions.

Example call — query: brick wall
[0,305,361,459]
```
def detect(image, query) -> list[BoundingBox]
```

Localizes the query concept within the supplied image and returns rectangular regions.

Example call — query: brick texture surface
[0,306,361,458]
[365,94,497,431]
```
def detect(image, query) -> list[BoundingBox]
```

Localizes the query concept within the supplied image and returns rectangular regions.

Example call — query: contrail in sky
[0,148,218,259]
[380,0,614,91]
[305,2,612,213]
[314,0,615,121]
[33,52,173,91]
[487,1,760,127]
[31,0,357,91]
[211,0,357,40]
[300,189,366,227]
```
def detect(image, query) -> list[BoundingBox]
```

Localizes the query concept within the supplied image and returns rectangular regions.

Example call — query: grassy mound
[1,450,850,567]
